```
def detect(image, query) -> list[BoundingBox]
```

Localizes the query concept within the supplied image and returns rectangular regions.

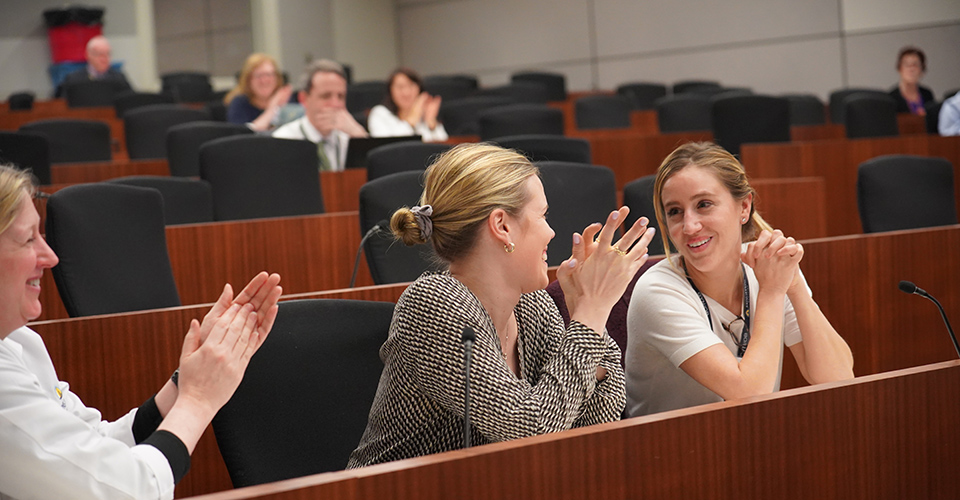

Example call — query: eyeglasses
[251,72,277,80]
[722,316,745,345]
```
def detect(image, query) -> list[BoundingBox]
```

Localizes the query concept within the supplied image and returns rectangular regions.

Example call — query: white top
[939,93,960,136]
[272,116,350,171]
[625,255,806,417]
[367,105,449,142]
[0,327,175,500]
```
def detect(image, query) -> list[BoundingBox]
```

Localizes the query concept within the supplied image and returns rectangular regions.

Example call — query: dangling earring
[504,242,516,253]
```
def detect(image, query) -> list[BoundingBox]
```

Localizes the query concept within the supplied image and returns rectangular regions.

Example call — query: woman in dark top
[224,53,293,131]
[889,46,934,115]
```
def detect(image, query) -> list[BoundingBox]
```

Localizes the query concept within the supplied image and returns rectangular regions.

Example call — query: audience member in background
[367,68,448,142]
[224,53,293,131]
[273,59,368,171]
[889,46,934,115]
[347,143,654,467]
[625,142,853,417]
[0,164,283,500]
[939,91,960,136]
[55,35,132,98]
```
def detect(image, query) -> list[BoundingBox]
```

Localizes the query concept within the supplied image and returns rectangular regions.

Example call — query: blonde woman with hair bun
[348,143,656,467]
[625,142,854,417]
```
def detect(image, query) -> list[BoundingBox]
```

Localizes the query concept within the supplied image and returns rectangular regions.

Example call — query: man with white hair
[55,35,132,97]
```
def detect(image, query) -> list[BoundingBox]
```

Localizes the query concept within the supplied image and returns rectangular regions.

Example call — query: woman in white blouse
[368,68,449,142]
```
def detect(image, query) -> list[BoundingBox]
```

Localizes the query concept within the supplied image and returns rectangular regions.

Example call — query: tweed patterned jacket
[347,271,626,468]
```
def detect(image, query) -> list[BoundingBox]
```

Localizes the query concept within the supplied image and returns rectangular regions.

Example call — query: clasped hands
[740,229,804,296]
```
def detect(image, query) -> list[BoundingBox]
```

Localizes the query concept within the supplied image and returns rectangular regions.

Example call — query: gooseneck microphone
[899,280,960,358]
[349,219,389,288]
[461,326,476,449]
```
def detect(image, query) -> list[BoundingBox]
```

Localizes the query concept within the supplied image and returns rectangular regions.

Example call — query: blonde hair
[223,53,282,105]
[0,165,36,236]
[391,143,539,263]
[652,142,772,261]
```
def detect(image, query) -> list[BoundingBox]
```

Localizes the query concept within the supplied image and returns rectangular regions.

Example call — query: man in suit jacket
[55,35,132,97]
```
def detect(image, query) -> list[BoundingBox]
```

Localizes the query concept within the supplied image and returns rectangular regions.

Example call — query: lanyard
[683,260,752,357]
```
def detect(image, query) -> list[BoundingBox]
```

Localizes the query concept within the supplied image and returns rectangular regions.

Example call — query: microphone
[899,280,960,358]
[349,219,389,288]
[461,326,476,449]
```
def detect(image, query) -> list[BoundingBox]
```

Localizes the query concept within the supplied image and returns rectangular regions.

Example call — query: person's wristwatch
[171,368,179,388]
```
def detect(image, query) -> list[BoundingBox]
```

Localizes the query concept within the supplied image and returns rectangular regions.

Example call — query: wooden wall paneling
[629,110,659,135]
[751,177,827,240]
[181,361,960,500]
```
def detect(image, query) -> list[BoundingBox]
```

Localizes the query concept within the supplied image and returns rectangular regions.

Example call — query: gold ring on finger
[612,245,627,256]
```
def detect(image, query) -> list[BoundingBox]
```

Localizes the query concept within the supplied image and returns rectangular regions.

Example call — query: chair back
[857,155,957,233]
[63,80,120,107]
[478,104,564,141]
[166,121,253,177]
[0,131,51,185]
[366,142,451,181]
[574,94,633,130]
[125,104,209,159]
[492,134,591,164]
[439,96,513,136]
[359,171,438,284]
[213,299,394,487]
[711,94,790,156]
[19,119,112,163]
[844,94,899,139]
[475,82,550,104]
[105,176,214,225]
[161,72,213,103]
[424,74,478,90]
[537,161,617,266]
[655,94,712,133]
[672,80,721,94]
[925,101,943,134]
[346,81,388,114]
[511,71,567,101]
[622,174,666,256]
[8,91,35,111]
[45,183,181,317]
[200,135,324,221]
[422,79,475,102]
[113,91,173,118]
[783,94,826,126]
[827,88,887,125]
[616,82,667,110]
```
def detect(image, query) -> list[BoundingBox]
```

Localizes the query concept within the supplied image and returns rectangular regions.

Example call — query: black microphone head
[376,219,390,231]
[899,280,918,294]
[461,326,476,343]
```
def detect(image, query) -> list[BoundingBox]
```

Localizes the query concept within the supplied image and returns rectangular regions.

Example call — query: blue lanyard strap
[682,260,752,357]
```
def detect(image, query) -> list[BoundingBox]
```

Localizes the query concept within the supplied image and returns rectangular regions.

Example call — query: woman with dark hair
[625,142,853,417]
[889,46,934,115]
[367,68,448,142]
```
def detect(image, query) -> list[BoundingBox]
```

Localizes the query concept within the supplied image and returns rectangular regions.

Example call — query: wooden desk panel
[50,159,169,184]
[1,105,126,155]
[740,135,960,236]
[752,177,827,240]
[183,361,960,500]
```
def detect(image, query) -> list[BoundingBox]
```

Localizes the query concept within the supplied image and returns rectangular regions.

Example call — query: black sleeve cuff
[142,430,191,484]
[132,396,164,444]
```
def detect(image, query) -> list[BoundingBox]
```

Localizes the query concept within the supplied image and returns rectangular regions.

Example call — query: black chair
[45,183,181,317]
[105,176,214,225]
[63,80,122,107]
[711,95,790,156]
[424,74,478,90]
[622,175,666,256]
[166,121,253,177]
[0,131,51,185]
[124,104,209,159]
[925,101,943,134]
[475,82,550,104]
[844,94,899,139]
[422,79,475,102]
[359,171,438,284]
[655,94,713,133]
[8,91,35,111]
[439,96,513,136]
[511,71,567,101]
[366,142,451,181]
[537,161,617,266]
[492,134,591,164]
[478,104,564,141]
[161,72,213,103]
[574,95,633,130]
[212,298,394,487]
[857,155,957,233]
[200,135,324,221]
[783,94,826,126]
[204,101,228,122]
[672,80,721,94]
[827,88,888,125]
[113,91,173,118]
[346,81,388,114]
[616,83,667,110]
[19,119,112,163]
